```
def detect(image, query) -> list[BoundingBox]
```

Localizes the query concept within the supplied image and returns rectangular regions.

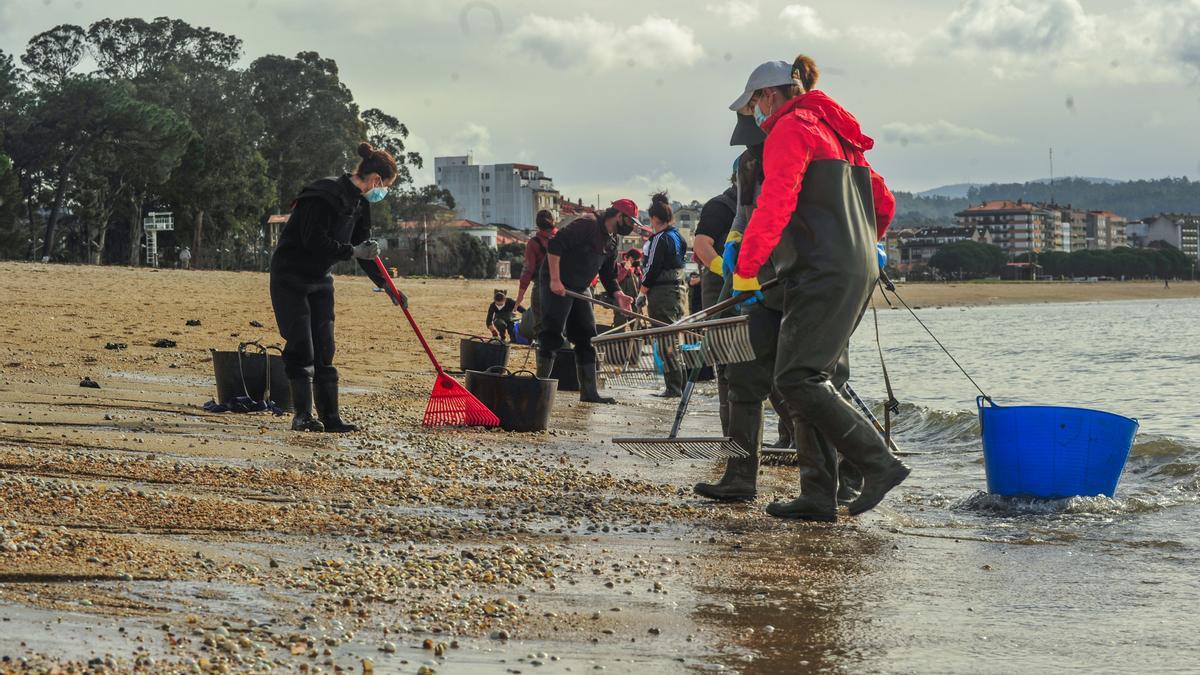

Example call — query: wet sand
[0,261,1192,673]
[0,261,838,672]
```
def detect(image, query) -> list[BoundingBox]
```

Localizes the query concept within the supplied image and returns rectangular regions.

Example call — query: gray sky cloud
[2,0,1198,202]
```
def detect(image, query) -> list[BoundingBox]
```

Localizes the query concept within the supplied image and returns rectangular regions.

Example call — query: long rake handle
[670,278,780,327]
[563,289,656,324]
[373,257,445,376]
[844,382,902,455]
[668,368,701,438]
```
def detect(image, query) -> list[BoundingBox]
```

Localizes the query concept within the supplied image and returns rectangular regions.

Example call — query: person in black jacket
[536,199,639,403]
[270,142,407,433]
[487,290,518,342]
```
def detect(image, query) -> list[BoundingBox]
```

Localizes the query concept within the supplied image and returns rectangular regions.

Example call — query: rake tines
[593,316,755,385]
[423,373,501,427]
[615,436,748,460]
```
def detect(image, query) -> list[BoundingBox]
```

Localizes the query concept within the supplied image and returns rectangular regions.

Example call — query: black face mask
[616,217,634,237]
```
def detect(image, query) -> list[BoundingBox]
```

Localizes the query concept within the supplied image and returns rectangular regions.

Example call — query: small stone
[79,376,101,389]
[380,642,397,653]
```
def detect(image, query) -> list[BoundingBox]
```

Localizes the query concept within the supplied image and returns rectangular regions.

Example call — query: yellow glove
[706,255,724,275]
[732,273,761,292]
[725,230,743,244]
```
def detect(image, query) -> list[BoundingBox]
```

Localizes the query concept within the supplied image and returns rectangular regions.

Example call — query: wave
[953,490,1184,516]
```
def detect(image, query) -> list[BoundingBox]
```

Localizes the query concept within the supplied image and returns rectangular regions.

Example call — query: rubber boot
[314,374,358,433]
[653,367,684,398]
[768,390,793,448]
[836,456,863,506]
[577,362,616,404]
[289,377,325,432]
[716,370,730,436]
[694,401,761,502]
[765,418,837,521]
[793,377,910,516]
[536,352,555,379]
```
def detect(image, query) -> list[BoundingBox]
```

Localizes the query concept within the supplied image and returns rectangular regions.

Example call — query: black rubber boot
[765,417,838,522]
[314,374,358,433]
[289,377,325,432]
[716,369,730,436]
[536,352,555,379]
[836,456,863,506]
[792,377,910,516]
[577,362,616,404]
[694,401,761,502]
[653,367,684,398]
[768,391,793,448]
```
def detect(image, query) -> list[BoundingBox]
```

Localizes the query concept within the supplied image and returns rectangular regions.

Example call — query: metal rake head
[613,437,749,460]
[593,316,756,386]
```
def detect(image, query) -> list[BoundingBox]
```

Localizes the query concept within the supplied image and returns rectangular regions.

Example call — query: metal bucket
[211,343,291,411]
[459,337,510,373]
[465,367,557,432]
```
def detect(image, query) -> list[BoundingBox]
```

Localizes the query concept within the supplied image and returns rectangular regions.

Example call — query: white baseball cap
[729,60,799,111]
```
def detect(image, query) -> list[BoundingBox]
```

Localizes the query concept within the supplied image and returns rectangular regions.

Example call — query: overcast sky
[3,0,1200,204]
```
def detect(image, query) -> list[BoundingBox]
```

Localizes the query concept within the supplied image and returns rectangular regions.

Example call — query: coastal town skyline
[3,0,1199,204]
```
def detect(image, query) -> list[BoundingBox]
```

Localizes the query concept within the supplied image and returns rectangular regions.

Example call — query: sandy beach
[1,261,1198,672]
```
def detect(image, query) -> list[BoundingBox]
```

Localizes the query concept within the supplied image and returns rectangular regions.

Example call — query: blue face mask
[366,186,388,203]
[753,103,769,127]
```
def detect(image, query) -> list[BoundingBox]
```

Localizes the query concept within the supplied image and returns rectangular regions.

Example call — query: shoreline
[885,278,1200,308]
[0,261,1195,671]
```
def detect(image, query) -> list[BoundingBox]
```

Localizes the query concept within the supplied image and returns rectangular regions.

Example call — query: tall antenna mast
[1048,147,1054,204]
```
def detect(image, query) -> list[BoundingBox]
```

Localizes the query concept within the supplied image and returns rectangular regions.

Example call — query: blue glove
[736,290,763,312]
[722,240,740,279]
[876,241,887,270]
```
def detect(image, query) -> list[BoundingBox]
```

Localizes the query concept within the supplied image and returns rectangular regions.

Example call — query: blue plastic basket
[977,396,1139,499]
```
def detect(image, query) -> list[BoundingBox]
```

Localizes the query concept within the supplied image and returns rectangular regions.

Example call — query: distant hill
[917,183,980,199]
[894,177,1200,227]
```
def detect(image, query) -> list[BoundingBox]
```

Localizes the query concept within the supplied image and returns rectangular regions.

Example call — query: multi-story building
[1129,213,1200,263]
[1085,211,1127,250]
[891,225,994,273]
[955,200,1054,254]
[434,155,561,229]
[1044,204,1087,253]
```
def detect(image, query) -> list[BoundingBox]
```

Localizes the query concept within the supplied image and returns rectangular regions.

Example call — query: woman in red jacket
[728,55,908,521]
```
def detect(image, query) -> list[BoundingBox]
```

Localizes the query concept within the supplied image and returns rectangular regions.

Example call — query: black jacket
[270,174,387,287]
[541,213,619,294]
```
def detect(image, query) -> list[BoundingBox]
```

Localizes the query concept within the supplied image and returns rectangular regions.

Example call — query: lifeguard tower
[143,212,174,268]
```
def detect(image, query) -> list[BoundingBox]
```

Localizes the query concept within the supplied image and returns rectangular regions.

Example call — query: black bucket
[211,343,291,410]
[550,348,578,391]
[460,337,510,373]
[464,367,557,432]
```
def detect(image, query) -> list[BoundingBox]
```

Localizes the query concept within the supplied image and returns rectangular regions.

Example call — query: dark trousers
[270,271,337,383]
[537,285,598,365]
[647,279,687,395]
[493,318,517,342]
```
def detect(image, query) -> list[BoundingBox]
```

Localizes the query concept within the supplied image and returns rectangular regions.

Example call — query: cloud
[779,5,838,40]
[942,0,1095,57]
[879,120,1013,146]
[451,123,492,161]
[509,14,703,71]
[846,27,918,66]
[706,1,760,28]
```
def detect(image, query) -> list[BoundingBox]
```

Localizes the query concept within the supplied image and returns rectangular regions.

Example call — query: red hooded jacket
[734,90,895,280]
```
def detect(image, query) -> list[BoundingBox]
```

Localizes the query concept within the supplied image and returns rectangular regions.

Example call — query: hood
[762,90,875,152]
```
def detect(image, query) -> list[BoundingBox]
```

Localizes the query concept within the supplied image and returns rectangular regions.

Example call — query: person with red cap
[535,199,639,403]
[726,54,908,521]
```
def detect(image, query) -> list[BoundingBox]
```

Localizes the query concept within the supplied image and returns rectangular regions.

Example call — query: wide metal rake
[586,279,778,386]
[613,365,747,460]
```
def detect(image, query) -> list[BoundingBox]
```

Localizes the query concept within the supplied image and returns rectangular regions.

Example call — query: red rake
[373,258,500,428]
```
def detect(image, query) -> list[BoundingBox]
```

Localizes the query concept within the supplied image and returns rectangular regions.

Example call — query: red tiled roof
[958,200,1039,213]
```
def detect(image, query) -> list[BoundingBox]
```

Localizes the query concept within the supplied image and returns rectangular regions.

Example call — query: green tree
[28,77,189,261]
[0,151,24,256]
[445,232,498,278]
[394,184,455,221]
[87,17,241,84]
[248,52,364,211]
[20,24,86,87]
[928,240,1005,279]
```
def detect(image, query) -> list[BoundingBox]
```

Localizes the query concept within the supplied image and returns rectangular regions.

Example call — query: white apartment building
[435,155,561,230]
